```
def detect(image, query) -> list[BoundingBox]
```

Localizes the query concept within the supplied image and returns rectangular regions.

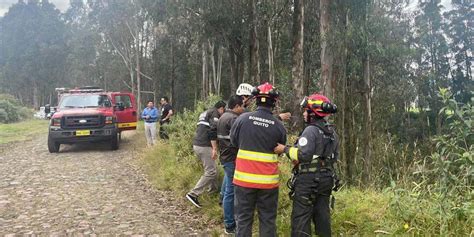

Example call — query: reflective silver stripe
[197,121,210,126]
[217,135,231,140]
[312,155,320,160]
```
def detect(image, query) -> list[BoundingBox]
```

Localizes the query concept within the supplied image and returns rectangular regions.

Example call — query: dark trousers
[291,171,334,237]
[159,121,169,139]
[234,185,279,237]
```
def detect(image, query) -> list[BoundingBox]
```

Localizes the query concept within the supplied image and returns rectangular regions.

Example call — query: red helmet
[300,93,336,117]
[252,82,279,105]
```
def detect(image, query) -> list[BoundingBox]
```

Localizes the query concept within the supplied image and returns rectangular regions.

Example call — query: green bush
[388,89,473,235]
[0,108,8,122]
[165,95,223,160]
[0,94,32,123]
[0,93,21,106]
[18,106,33,120]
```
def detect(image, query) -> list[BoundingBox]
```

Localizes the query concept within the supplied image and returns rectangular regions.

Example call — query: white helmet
[236,83,254,96]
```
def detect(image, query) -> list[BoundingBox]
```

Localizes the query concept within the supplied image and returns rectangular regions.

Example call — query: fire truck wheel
[110,133,119,150]
[48,136,60,153]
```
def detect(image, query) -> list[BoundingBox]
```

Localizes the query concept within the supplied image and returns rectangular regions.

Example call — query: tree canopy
[0,0,472,185]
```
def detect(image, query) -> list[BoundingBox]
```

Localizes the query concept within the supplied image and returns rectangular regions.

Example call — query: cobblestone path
[0,132,205,236]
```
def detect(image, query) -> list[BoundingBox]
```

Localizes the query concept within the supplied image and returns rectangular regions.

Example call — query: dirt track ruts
[0,131,206,236]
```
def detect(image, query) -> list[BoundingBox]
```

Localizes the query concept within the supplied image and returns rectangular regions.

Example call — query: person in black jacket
[159,97,173,139]
[230,83,287,237]
[274,93,339,237]
[186,100,226,208]
[216,95,245,234]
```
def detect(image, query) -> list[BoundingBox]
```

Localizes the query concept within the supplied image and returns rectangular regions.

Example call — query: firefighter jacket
[217,110,240,164]
[285,119,339,169]
[230,106,287,189]
[192,108,220,147]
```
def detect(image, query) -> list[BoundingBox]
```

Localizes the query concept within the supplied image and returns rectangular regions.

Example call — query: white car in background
[34,106,56,119]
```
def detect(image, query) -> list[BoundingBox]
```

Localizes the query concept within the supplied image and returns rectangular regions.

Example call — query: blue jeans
[223,161,236,229]
[220,173,226,204]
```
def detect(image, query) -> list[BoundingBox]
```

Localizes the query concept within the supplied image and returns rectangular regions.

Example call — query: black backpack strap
[309,122,336,160]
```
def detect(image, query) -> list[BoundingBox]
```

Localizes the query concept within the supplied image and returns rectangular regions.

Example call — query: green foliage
[166,95,222,160]
[0,94,32,123]
[387,89,473,235]
[140,94,472,235]
[0,1,67,107]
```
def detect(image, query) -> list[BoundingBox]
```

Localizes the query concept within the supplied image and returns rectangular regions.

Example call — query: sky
[0,0,454,18]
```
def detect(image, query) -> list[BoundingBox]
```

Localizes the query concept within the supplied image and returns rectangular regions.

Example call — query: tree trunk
[194,54,199,106]
[170,43,176,105]
[339,8,350,184]
[153,79,157,106]
[291,0,305,129]
[202,42,208,99]
[136,28,141,118]
[217,46,223,95]
[103,72,107,91]
[249,0,260,84]
[210,40,216,94]
[267,24,275,84]
[362,55,372,184]
[320,0,334,99]
[345,95,357,185]
[238,47,245,84]
[33,80,39,109]
[130,67,135,96]
[229,46,238,93]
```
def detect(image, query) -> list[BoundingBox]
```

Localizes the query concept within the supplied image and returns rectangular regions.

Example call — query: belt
[298,161,332,174]
[145,121,157,123]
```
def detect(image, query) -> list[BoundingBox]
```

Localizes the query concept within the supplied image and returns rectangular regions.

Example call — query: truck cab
[47,87,137,153]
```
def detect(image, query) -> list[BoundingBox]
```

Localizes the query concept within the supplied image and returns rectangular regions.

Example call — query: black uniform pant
[291,171,334,237]
[234,185,279,237]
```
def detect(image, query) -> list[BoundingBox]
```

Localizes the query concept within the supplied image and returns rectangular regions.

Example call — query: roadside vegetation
[0,119,48,144]
[141,94,472,236]
[0,93,47,144]
[0,94,32,123]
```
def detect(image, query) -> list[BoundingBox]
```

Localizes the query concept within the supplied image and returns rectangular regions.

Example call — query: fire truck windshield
[59,94,111,109]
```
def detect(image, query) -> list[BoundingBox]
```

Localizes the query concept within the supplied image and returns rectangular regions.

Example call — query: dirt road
[0,132,204,235]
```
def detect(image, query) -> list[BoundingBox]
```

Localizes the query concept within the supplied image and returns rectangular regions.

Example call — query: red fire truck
[48,87,137,153]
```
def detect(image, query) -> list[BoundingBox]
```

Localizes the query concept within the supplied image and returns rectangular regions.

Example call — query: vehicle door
[111,92,137,131]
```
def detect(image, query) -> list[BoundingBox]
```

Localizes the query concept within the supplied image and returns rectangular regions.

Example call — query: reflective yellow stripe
[118,122,137,128]
[308,100,323,105]
[237,149,278,163]
[288,147,298,161]
[234,170,279,184]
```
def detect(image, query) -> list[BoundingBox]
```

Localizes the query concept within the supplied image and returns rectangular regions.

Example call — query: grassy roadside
[0,119,48,144]
[140,139,422,236]
[139,134,471,235]
[137,98,472,236]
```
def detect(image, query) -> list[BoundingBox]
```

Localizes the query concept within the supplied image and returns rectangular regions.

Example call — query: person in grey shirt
[186,100,226,208]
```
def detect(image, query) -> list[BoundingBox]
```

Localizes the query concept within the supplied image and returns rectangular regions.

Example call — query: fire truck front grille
[63,115,103,129]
